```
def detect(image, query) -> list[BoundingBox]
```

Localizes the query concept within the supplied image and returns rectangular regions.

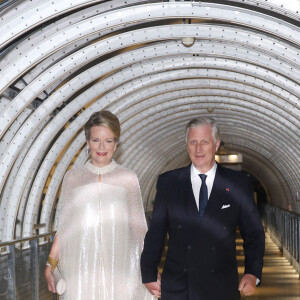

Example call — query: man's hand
[145,276,161,299]
[239,273,257,296]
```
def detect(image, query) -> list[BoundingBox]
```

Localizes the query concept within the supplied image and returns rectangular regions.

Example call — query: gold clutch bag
[53,267,66,295]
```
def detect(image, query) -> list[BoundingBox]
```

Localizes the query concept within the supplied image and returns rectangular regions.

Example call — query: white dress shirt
[190,163,217,210]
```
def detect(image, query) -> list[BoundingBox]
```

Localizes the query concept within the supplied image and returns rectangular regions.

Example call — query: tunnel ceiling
[0,0,299,242]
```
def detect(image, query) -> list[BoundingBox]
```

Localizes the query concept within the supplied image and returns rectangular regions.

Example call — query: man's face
[187,125,220,173]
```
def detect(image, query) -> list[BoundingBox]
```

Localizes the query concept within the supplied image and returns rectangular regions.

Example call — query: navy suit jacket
[141,164,265,300]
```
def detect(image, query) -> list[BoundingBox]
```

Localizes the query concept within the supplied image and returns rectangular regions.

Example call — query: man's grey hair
[185,117,220,143]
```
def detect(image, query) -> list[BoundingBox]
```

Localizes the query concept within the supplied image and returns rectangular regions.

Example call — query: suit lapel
[206,164,232,211]
[208,164,223,204]
[177,165,201,245]
[178,164,199,217]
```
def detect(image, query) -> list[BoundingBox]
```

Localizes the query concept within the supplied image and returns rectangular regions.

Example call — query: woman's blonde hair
[85,110,121,141]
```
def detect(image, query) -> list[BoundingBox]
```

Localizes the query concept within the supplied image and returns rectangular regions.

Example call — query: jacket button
[223,226,227,230]
[210,269,215,273]
[211,246,215,251]
[177,224,182,229]
[183,268,187,272]
[187,245,192,250]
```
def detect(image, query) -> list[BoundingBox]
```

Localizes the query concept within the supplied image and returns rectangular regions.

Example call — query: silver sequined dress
[57,160,154,300]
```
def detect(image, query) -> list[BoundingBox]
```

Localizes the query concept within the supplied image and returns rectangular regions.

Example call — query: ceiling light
[181,37,195,47]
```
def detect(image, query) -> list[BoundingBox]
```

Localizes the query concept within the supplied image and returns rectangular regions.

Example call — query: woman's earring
[86,146,90,155]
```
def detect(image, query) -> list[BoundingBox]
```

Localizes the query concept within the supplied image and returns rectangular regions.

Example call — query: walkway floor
[238,232,300,299]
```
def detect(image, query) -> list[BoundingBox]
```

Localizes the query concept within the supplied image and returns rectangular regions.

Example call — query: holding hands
[145,273,161,298]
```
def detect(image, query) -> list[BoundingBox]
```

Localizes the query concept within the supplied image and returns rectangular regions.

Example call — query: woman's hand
[44,265,56,293]
[45,234,59,293]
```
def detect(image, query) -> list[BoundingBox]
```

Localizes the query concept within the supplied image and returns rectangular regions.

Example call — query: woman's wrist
[47,256,58,270]
[45,264,54,273]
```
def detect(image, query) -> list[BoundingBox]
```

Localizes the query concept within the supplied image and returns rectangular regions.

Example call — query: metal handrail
[264,203,300,218]
[0,231,56,248]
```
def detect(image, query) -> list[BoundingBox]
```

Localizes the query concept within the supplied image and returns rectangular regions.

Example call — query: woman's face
[87,126,117,168]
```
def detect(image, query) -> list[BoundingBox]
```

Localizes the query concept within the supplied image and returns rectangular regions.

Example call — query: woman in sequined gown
[45,110,155,300]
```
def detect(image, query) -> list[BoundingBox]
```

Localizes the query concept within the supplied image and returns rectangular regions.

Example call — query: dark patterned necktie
[199,174,208,217]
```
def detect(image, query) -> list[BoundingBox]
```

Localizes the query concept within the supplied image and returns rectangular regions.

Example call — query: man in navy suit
[141,117,265,300]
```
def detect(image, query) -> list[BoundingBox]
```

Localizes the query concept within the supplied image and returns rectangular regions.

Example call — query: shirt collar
[191,162,217,178]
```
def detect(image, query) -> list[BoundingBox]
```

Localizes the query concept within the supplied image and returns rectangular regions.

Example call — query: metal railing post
[30,239,39,300]
[7,244,16,300]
